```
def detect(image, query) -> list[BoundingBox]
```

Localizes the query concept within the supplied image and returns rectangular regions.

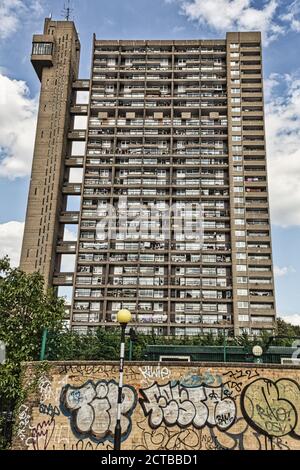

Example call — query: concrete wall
[13,361,300,450]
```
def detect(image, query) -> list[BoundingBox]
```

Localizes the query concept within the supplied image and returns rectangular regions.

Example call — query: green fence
[145,345,298,363]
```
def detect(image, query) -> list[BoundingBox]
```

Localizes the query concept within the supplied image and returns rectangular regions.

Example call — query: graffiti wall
[13,361,300,450]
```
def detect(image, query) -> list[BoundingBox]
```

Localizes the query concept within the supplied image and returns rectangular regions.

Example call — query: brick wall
[13,361,300,450]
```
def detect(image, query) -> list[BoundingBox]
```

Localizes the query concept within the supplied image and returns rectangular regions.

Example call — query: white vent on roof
[159,355,190,363]
[281,358,300,365]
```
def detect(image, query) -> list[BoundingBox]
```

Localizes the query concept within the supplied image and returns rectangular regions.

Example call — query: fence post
[40,329,48,361]
[223,333,227,363]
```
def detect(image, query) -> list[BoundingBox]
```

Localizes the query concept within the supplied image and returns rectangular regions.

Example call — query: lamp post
[114,309,132,451]
[252,344,263,364]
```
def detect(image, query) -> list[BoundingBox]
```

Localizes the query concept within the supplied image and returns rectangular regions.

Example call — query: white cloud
[0,0,44,40]
[274,265,296,277]
[265,72,300,227]
[279,314,300,326]
[281,0,300,32]
[0,73,38,178]
[0,221,24,267]
[167,0,283,45]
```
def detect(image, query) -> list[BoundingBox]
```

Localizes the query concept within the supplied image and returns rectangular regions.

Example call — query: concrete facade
[13,361,300,450]
[20,19,80,287]
[21,21,276,336]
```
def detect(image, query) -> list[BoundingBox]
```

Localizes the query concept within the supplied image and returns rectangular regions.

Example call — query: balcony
[56,241,77,254]
[53,273,74,286]
[31,35,54,81]
[60,212,80,224]
[70,105,88,115]
[65,156,84,167]
[73,80,90,90]
[68,130,87,141]
[62,183,82,195]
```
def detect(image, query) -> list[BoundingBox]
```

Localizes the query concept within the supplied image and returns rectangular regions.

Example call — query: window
[239,315,249,321]
[237,289,248,296]
[237,265,247,272]
[238,301,249,308]
[252,316,273,323]
[32,42,53,55]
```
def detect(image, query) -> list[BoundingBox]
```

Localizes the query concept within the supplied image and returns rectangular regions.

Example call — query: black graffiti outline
[241,378,300,439]
[60,379,138,445]
[223,369,260,381]
[139,381,237,432]
[39,403,60,418]
[209,417,263,451]
[30,417,56,451]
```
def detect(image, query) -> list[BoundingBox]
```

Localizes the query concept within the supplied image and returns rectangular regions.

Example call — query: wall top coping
[21,360,300,371]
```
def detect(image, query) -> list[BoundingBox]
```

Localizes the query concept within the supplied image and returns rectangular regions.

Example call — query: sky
[0,0,300,325]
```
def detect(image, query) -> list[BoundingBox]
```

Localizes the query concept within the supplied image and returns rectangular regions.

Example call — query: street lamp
[114,309,132,451]
[252,344,264,364]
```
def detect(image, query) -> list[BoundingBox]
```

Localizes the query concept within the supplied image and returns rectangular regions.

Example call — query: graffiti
[29,418,56,450]
[179,369,223,387]
[241,378,300,438]
[222,369,260,396]
[61,380,137,443]
[52,424,72,447]
[17,405,31,441]
[58,364,118,378]
[139,365,170,386]
[135,418,227,451]
[139,381,236,431]
[135,418,203,450]
[37,374,68,404]
[12,363,300,451]
[51,439,112,451]
[39,403,60,418]
[223,369,260,380]
[38,376,53,403]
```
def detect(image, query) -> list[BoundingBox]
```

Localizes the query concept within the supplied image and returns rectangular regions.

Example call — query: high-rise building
[21,18,276,337]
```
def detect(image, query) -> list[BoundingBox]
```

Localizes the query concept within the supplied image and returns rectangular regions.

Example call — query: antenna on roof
[62,0,73,21]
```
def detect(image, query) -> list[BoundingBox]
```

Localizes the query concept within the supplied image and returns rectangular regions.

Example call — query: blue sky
[0,0,300,324]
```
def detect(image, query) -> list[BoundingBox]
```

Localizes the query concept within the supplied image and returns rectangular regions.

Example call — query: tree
[277,317,300,338]
[0,258,65,447]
